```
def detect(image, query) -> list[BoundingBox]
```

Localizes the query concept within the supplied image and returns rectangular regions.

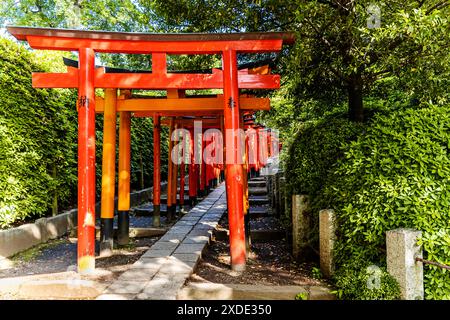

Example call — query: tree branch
[426,0,450,14]
[316,0,339,9]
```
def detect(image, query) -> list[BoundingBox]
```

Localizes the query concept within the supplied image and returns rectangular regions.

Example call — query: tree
[2,0,448,122]
[152,1,450,121]
[287,1,450,121]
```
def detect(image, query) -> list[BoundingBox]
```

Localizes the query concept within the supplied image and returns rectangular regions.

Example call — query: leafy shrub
[0,37,170,229]
[318,104,450,299]
[295,292,308,300]
[285,115,363,197]
[0,38,77,228]
[332,258,400,300]
[282,114,363,239]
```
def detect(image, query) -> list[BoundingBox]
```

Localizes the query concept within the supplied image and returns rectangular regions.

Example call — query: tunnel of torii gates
[7,26,295,273]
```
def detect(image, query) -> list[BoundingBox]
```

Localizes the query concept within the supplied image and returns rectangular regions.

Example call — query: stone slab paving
[96,184,227,300]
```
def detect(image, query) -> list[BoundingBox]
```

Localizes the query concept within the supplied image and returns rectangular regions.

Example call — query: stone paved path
[96,184,227,300]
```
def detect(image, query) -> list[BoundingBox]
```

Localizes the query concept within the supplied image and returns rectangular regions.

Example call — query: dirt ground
[0,234,159,281]
[190,217,325,287]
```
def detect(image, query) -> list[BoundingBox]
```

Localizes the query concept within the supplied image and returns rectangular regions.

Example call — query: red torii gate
[7,26,294,273]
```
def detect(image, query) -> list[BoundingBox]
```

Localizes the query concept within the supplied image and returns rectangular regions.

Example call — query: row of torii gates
[8,26,295,273]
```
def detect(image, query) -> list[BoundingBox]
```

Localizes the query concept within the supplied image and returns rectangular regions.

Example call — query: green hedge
[282,114,363,241]
[285,115,363,197]
[317,105,450,299]
[0,38,169,228]
[332,257,400,300]
[0,38,78,228]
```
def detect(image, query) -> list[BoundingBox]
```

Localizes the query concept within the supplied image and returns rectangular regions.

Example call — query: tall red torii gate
[7,26,294,273]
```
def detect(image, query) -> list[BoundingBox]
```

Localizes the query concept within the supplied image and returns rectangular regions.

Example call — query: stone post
[386,228,424,300]
[276,172,282,216]
[292,195,310,261]
[272,174,277,210]
[319,209,336,278]
[278,176,285,218]
[284,185,289,220]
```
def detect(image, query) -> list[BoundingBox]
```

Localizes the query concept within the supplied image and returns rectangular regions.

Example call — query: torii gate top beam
[7,26,295,53]
[7,26,294,90]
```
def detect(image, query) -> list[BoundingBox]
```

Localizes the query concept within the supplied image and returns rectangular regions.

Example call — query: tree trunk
[348,73,364,122]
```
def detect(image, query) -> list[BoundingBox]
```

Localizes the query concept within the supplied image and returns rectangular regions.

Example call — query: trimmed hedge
[332,257,400,300]
[285,115,363,197]
[282,115,363,243]
[0,38,170,228]
[317,105,450,299]
[0,38,78,228]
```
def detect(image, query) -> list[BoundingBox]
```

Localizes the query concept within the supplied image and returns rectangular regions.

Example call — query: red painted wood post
[255,128,260,174]
[241,118,250,255]
[167,118,174,222]
[172,122,179,216]
[212,132,219,187]
[205,139,212,191]
[259,129,269,168]
[153,115,161,227]
[77,47,96,274]
[199,132,205,197]
[202,141,208,194]
[220,115,225,183]
[179,128,186,211]
[223,49,246,272]
[267,129,273,158]
[188,129,197,205]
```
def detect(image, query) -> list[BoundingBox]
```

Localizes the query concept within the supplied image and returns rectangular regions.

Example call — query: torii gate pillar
[77,48,96,274]
[223,49,246,271]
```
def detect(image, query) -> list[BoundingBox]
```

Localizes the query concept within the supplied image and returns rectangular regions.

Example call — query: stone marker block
[386,228,424,300]
[278,176,286,216]
[319,209,336,278]
[292,195,310,261]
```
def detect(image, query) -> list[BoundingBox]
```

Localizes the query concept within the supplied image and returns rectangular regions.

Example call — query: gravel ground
[191,214,323,286]
[192,236,323,286]
[0,235,159,280]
